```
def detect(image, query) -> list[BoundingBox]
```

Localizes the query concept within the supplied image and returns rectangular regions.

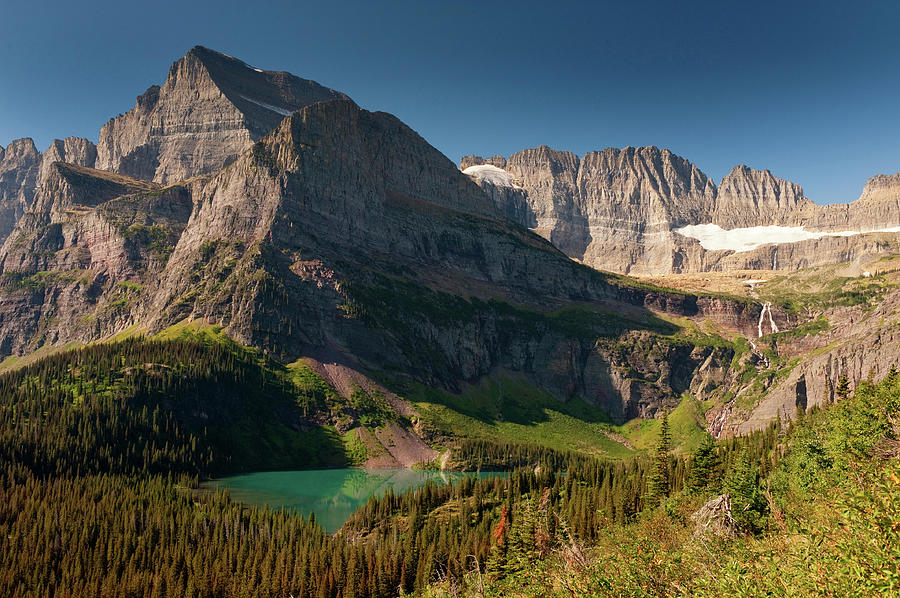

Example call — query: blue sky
[1,0,898,204]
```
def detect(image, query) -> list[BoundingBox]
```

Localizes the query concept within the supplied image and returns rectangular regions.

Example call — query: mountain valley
[0,46,897,461]
[1,43,899,598]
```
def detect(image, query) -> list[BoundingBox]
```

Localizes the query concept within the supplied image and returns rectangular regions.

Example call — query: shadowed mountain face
[96,46,348,184]
[138,99,720,402]
[462,151,900,275]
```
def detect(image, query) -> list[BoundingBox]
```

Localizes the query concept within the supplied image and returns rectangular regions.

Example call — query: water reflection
[201,468,503,533]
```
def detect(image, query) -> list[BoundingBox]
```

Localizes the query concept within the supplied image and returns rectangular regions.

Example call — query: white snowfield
[239,95,293,117]
[675,223,900,253]
[462,164,520,188]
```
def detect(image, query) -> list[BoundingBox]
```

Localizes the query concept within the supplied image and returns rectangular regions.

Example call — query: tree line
[0,337,805,597]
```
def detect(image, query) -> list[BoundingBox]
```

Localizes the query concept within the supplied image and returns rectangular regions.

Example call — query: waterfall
[758,301,779,337]
[757,304,766,338]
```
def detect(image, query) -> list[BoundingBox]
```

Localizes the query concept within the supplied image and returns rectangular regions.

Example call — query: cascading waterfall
[757,301,779,338]
[757,306,765,338]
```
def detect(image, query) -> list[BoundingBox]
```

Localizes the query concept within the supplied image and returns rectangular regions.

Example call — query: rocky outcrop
[713,165,813,228]
[0,138,41,244]
[0,164,191,355]
[460,154,507,170]
[96,46,348,184]
[859,172,900,203]
[38,137,97,184]
[11,163,155,236]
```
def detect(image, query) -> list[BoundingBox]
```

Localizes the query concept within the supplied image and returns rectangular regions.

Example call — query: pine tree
[648,411,671,503]
[722,450,767,533]
[836,374,851,402]
[688,435,720,495]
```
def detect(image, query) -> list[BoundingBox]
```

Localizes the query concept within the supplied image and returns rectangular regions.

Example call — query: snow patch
[253,67,264,73]
[239,95,293,117]
[462,164,520,188]
[675,223,900,253]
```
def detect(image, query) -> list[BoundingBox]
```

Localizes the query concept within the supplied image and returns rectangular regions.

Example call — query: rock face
[0,139,42,244]
[39,137,97,184]
[462,151,900,275]
[461,163,533,226]
[575,147,717,274]
[460,154,507,170]
[0,163,191,355]
[0,136,98,248]
[466,146,717,274]
[799,173,900,231]
[504,147,586,257]
[713,165,813,228]
[96,46,348,184]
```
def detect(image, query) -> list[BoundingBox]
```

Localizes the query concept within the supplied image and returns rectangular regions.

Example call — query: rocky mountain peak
[484,144,718,274]
[1,138,39,161]
[96,46,349,184]
[578,145,716,217]
[39,137,97,184]
[712,164,811,227]
[0,138,42,244]
[506,145,580,178]
[859,172,900,201]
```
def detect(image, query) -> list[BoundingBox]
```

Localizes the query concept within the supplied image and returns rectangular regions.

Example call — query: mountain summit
[95,46,349,183]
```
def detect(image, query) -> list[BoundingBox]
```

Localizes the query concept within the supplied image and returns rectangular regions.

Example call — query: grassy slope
[617,393,710,454]
[402,375,636,459]
[1,317,724,462]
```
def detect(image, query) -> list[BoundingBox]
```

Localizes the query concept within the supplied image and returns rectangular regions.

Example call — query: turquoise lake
[201,468,504,533]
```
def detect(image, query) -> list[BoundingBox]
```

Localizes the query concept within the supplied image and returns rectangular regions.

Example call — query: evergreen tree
[648,411,671,502]
[836,374,851,402]
[688,434,720,495]
[722,450,767,533]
